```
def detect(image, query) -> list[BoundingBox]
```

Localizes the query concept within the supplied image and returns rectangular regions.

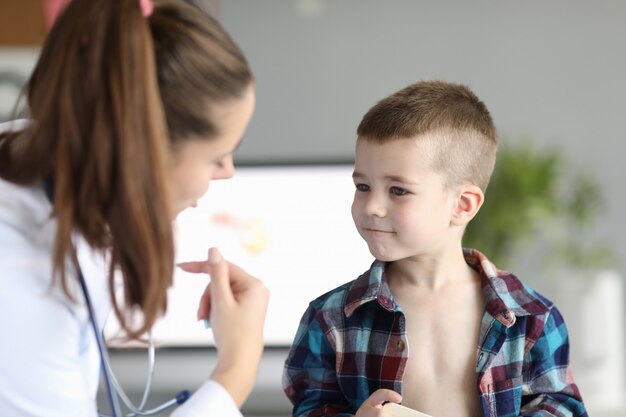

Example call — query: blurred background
[1,1,624,416]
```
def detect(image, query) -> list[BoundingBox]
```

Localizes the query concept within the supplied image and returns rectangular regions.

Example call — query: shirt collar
[465,248,551,328]
[344,260,395,317]
[343,250,551,326]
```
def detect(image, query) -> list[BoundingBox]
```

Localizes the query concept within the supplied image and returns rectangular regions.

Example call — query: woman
[0,0,269,416]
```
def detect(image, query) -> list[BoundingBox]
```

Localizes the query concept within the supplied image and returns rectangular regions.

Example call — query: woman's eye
[390,186,408,196]
[355,183,370,192]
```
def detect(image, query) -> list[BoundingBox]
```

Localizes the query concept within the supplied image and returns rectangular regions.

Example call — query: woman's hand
[178,247,269,407]
[355,389,402,417]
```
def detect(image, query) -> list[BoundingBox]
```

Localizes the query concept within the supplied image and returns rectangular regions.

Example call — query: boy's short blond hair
[356,80,498,192]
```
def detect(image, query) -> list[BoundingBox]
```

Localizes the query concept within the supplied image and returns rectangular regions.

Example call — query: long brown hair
[0,0,253,339]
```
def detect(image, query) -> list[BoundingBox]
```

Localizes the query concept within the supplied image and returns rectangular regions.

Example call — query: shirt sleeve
[520,306,588,417]
[0,192,101,417]
[282,304,354,417]
[171,380,242,417]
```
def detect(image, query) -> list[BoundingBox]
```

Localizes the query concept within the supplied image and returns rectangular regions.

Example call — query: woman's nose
[215,156,235,180]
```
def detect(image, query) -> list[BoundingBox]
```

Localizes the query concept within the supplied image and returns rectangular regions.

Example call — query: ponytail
[99,0,174,338]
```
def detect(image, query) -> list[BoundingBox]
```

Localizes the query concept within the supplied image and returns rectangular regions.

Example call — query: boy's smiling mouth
[364,227,395,234]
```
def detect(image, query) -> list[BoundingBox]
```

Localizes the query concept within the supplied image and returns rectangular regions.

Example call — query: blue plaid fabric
[282,248,588,417]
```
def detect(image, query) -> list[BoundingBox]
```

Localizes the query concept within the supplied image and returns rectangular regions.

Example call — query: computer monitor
[141,164,373,346]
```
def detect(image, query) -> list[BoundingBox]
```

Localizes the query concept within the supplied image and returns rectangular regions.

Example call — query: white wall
[220,0,626,271]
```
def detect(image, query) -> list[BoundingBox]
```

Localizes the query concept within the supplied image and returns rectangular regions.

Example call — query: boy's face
[351,137,458,262]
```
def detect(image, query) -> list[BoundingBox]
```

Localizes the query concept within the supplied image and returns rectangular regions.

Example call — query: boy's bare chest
[394,288,485,417]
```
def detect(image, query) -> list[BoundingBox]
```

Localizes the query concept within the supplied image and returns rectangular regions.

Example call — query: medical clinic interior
[0,1,624,416]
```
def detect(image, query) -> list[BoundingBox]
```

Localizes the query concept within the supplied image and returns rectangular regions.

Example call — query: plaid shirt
[282,249,587,417]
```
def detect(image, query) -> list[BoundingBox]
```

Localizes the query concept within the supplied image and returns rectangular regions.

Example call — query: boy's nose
[364,194,386,218]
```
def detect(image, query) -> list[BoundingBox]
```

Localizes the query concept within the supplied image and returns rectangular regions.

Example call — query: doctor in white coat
[0,0,268,416]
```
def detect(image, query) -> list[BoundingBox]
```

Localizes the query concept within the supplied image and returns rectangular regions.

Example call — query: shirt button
[397,340,405,351]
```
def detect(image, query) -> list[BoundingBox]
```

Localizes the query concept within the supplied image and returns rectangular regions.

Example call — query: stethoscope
[44,180,190,416]
[78,262,190,417]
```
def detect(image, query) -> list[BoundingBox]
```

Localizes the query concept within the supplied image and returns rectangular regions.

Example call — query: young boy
[282,80,587,417]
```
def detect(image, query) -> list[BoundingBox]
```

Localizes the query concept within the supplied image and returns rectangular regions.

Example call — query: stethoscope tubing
[78,263,190,417]
[76,256,124,417]
[46,178,189,417]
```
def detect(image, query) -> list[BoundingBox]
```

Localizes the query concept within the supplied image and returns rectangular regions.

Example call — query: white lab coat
[0,121,242,417]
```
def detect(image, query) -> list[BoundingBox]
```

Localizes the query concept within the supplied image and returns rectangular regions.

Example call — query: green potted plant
[463,138,614,273]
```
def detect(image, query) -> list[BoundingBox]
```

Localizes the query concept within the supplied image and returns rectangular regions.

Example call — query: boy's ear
[451,184,484,227]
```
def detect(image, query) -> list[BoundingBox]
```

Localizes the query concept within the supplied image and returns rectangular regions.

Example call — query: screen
[129,164,374,346]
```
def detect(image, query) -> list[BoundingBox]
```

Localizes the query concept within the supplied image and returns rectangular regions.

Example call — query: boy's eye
[355,183,370,192]
[390,186,408,196]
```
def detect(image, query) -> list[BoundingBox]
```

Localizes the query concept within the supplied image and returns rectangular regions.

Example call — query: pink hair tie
[139,0,154,17]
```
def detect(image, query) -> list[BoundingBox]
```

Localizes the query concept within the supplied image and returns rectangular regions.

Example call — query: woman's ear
[451,184,484,227]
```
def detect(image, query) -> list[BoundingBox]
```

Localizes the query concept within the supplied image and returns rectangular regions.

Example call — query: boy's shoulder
[308,260,388,316]
[308,279,354,312]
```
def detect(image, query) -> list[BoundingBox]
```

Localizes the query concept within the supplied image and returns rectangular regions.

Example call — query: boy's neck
[386,246,476,292]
